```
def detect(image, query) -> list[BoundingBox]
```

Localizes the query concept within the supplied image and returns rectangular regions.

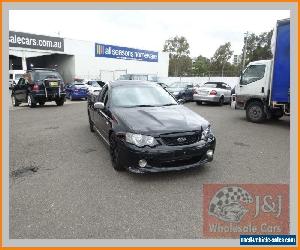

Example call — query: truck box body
[271,19,290,103]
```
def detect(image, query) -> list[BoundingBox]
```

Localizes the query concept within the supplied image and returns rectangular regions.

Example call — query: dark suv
[11,68,66,108]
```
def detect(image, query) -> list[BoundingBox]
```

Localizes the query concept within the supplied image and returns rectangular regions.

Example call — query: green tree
[192,55,210,76]
[163,36,192,76]
[210,42,234,76]
[243,30,273,67]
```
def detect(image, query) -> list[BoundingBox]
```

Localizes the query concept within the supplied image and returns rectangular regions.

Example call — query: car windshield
[204,83,218,88]
[33,71,63,81]
[111,85,178,108]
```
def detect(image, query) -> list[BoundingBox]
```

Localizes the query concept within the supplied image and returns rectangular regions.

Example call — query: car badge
[177,137,187,143]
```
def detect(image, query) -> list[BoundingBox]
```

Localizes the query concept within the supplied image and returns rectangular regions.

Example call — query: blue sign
[95,43,158,62]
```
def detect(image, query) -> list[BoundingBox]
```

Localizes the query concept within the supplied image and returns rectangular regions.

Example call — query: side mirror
[94,102,105,110]
[177,99,185,104]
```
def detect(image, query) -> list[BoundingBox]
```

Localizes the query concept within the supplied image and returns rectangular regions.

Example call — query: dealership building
[9,31,169,83]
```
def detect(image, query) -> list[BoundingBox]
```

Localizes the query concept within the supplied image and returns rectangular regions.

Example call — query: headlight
[201,125,213,141]
[126,133,158,147]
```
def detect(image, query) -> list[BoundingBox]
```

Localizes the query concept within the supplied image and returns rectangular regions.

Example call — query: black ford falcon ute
[87,80,216,173]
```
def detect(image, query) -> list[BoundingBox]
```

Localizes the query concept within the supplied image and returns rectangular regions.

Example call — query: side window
[220,83,226,89]
[241,65,266,85]
[217,83,223,89]
[103,91,109,106]
[97,85,108,102]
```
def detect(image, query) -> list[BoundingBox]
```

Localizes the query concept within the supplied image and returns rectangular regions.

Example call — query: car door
[14,78,28,102]
[94,85,111,142]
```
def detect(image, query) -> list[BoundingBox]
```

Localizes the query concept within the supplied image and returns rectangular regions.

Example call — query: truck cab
[236,60,272,115]
[235,18,290,123]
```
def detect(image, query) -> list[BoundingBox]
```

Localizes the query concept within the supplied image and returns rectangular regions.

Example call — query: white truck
[234,18,290,123]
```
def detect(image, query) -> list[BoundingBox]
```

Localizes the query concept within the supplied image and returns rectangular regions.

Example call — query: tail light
[32,84,39,92]
[210,90,217,95]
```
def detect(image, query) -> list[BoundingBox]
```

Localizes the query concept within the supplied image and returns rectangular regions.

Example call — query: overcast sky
[9,10,290,58]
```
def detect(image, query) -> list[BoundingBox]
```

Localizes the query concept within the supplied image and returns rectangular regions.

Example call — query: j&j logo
[203,184,289,238]
[209,186,253,223]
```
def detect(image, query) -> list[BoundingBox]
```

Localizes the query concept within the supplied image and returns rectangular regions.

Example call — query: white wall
[158,76,240,89]
[64,38,169,80]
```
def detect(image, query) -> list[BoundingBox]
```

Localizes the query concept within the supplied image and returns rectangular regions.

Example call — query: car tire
[39,101,45,106]
[55,98,64,106]
[218,96,224,106]
[27,94,36,108]
[109,133,125,171]
[246,101,266,123]
[12,96,20,107]
[196,101,202,105]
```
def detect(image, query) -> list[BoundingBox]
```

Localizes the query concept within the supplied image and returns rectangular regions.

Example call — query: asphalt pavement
[9,100,290,239]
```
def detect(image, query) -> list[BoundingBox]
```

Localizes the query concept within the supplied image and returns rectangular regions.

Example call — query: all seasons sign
[9,31,64,52]
[95,43,158,62]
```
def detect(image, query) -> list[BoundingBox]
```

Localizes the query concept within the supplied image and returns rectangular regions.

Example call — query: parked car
[65,82,88,101]
[85,80,105,95]
[87,80,216,173]
[193,82,231,105]
[11,68,65,107]
[165,82,195,102]
[84,80,106,88]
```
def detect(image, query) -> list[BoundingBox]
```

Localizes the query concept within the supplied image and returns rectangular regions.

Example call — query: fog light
[138,159,147,168]
[206,150,214,161]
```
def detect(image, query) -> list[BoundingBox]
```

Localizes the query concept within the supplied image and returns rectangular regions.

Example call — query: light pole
[242,32,249,69]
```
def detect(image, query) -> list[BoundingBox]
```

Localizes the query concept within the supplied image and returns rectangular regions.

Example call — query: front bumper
[193,94,219,102]
[117,137,216,173]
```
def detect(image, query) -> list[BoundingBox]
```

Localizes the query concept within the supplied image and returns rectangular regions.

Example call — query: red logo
[203,184,289,238]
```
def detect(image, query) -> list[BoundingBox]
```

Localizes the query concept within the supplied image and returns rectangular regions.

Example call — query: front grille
[161,131,201,146]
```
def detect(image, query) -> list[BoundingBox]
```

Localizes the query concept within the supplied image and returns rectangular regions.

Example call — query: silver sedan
[193,82,232,106]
